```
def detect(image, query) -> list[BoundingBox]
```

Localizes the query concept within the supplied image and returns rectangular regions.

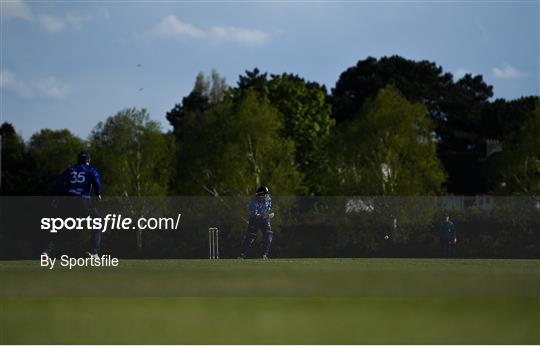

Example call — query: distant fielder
[43,151,102,258]
[239,186,274,260]
[439,213,457,257]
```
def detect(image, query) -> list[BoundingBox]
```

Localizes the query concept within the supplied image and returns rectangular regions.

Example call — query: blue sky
[1,1,538,140]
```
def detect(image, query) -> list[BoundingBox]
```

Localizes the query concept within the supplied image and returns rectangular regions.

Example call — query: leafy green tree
[167,71,229,193]
[167,71,229,136]
[177,90,303,196]
[440,73,494,151]
[90,108,175,250]
[336,85,446,195]
[266,74,335,194]
[491,101,540,195]
[481,96,538,139]
[330,56,516,194]
[209,69,228,104]
[234,70,335,194]
[236,68,269,95]
[332,56,495,149]
[27,129,84,195]
[332,56,456,123]
[90,108,174,197]
[334,86,445,246]
[167,72,211,140]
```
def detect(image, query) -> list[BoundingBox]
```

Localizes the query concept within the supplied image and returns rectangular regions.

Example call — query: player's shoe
[84,251,99,259]
[262,254,269,260]
[237,253,246,259]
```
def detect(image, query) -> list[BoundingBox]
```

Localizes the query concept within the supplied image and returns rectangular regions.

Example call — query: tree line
[1,55,539,198]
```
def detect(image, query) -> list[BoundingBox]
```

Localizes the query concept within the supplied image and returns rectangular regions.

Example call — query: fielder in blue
[438,213,457,258]
[44,151,102,258]
[54,151,102,199]
[239,186,273,260]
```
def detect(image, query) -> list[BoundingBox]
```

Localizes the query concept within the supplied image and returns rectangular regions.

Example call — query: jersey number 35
[70,171,86,183]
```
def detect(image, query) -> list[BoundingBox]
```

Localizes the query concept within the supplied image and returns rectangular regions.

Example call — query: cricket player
[43,151,102,258]
[239,186,274,260]
[439,213,457,257]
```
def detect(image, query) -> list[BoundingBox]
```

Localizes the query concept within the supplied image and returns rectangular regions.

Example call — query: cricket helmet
[78,151,91,164]
[256,186,269,196]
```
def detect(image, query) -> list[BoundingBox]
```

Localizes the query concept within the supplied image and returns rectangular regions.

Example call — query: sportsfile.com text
[40,214,182,233]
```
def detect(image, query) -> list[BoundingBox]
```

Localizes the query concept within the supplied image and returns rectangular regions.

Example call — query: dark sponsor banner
[0,196,539,260]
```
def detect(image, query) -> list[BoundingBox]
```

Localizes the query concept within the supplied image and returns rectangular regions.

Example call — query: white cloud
[209,26,270,46]
[492,64,523,79]
[151,15,206,39]
[38,15,65,33]
[1,69,71,99]
[151,15,271,46]
[32,77,71,99]
[2,1,90,33]
[1,69,32,98]
[2,0,33,20]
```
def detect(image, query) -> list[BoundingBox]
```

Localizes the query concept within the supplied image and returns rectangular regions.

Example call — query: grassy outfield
[0,258,539,344]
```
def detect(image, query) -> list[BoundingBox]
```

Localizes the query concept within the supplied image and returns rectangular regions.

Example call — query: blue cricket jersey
[54,163,102,198]
[439,220,456,240]
[248,195,272,219]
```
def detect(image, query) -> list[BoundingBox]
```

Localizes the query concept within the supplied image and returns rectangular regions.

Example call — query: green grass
[1,258,539,344]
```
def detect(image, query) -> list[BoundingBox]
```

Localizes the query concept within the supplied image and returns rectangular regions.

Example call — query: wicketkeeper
[239,186,273,260]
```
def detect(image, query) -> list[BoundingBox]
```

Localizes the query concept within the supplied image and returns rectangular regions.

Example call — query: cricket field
[0,258,539,344]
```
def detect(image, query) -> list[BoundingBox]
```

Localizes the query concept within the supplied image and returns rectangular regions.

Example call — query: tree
[167,70,229,193]
[27,129,84,195]
[90,108,175,250]
[334,86,446,246]
[336,85,446,195]
[209,69,228,104]
[491,101,540,195]
[0,123,32,195]
[440,73,494,151]
[331,56,455,124]
[266,74,335,194]
[481,96,538,139]
[90,108,174,197]
[176,90,303,196]
[166,72,211,141]
[236,68,269,95]
[234,71,335,194]
[330,56,516,194]
[171,70,305,195]
[331,56,495,148]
